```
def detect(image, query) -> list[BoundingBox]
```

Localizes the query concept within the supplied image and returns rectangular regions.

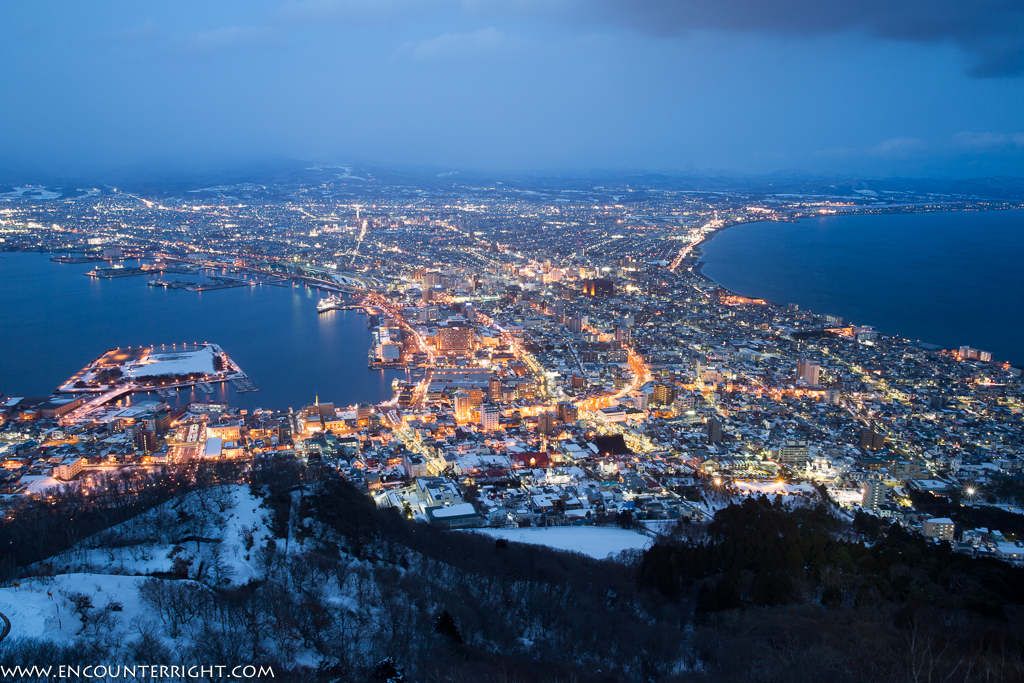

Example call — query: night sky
[3,0,1023,177]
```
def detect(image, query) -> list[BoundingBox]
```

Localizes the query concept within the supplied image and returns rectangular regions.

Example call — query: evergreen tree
[433,610,464,645]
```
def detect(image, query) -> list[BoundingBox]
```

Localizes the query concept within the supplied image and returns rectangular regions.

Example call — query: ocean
[697,209,1024,365]
[0,253,401,410]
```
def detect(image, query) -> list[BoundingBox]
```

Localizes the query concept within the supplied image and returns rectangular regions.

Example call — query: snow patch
[470,527,652,559]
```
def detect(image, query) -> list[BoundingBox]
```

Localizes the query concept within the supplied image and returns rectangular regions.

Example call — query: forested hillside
[0,461,1022,682]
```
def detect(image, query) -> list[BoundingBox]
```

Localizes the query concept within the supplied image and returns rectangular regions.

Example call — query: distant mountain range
[3,157,1024,201]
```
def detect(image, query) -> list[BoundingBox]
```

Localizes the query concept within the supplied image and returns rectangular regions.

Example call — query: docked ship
[317,294,345,313]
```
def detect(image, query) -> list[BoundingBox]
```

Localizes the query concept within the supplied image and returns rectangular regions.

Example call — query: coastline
[0,252,401,408]
[685,209,1024,367]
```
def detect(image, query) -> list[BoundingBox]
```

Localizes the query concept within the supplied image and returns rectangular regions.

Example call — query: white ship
[317,294,345,313]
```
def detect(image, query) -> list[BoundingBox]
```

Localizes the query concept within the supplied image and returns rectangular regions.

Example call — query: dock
[85,266,162,279]
[149,280,197,289]
[230,376,260,393]
[51,255,104,264]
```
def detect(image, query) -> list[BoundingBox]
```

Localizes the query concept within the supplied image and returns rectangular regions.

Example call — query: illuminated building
[598,405,627,423]
[797,359,820,386]
[133,428,157,454]
[437,324,475,351]
[863,478,886,511]
[39,398,85,419]
[673,392,694,411]
[514,380,537,400]
[54,456,85,481]
[777,440,810,464]
[923,517,955,540]
[480,403,501,430]
[958,346,992,362]
[653,383,675,406]
[582,278,614,297]
[454,391,471,420]
[859,428,886,451]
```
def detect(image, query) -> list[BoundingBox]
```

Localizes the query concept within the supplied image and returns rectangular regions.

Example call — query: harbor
[0,252,404,411]
[52,342,258,423]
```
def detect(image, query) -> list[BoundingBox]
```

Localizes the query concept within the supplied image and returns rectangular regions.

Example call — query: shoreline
[0,252,401,408]
[684,209,1023,367]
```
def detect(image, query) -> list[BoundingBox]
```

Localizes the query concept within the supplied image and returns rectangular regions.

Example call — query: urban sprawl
[2,172,1022,562]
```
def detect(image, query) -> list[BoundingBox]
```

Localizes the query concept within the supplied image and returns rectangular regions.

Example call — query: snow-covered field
[734,480,816,496]
[19,474,69,495]
[125,346,216,378]
[0,186,62,200]
[470,527,652,559]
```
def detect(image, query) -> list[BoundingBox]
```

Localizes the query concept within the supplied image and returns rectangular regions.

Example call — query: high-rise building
[437,324,475,351]
[778,440,810,464]
[797,360,820,386]
[488,377,502,401]
[134,428,157,454]
[557,401,578,423]
[859,428,886,451]
[567,315,583,334]
[706,416,723,444]
[653,383,675,406]
[515,381,537,400]
[632,391,649,411]
[480,403,501,431]
[863,478,886,511]
[454,391,471,420]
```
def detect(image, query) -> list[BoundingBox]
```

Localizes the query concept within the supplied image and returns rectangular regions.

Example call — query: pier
[230,376,260,393]
[85,266,163,278]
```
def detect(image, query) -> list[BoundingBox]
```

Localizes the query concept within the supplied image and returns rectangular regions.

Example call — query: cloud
[820,131,1024,162]
[579,0,1024,77]
[189,26,281,53]
[398,27,510,60]
[952,131,1024,150]
[869,137,928,159]
[276,0,451,24]
[272,1,1024,76]
[105,19,162,46]
[99,21,282,59]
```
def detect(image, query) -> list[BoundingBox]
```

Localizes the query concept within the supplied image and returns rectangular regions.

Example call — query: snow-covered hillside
[45,484,274,585]
[0,475,696,681]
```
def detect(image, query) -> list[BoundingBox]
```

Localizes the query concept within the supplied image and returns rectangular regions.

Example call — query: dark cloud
[586,0,1024,77]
